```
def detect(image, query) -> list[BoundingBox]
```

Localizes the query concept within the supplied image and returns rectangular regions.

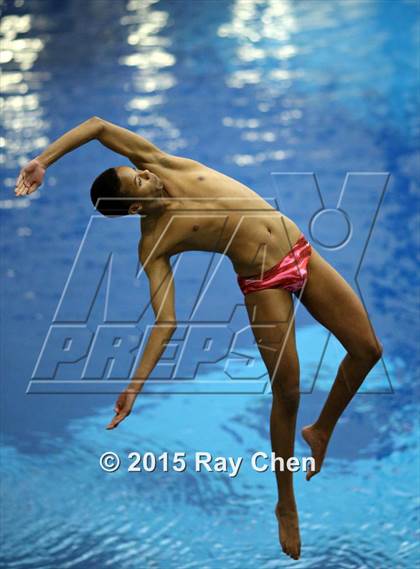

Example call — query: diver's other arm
[35,116,104,168]
[97,118,197,170]
[106,255,177,430]
[96,117,164,164]
[14,116,164,196]
[14,117,103,195]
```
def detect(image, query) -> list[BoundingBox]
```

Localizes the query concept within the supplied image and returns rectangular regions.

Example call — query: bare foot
[275,503,301,560]
[301,424,329,480]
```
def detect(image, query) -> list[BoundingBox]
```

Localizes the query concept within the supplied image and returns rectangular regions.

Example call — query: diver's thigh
[245,287,294,328]
[244,287,298,370]
[300,248,377,348]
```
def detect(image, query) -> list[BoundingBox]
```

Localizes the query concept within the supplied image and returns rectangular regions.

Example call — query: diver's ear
[128,202,142,215]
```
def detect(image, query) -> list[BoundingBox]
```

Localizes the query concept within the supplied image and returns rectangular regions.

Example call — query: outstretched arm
[106,254,177,430]
[14,116,164,196]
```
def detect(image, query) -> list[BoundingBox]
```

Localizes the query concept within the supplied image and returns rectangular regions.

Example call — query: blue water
[1,0,419,567]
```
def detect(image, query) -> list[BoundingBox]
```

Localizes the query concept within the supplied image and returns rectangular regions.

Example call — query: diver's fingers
[106,411,129,430]
[27,182,38,195]
[15,175,26,194]
[15,181,28,196]
[15,180,28,195]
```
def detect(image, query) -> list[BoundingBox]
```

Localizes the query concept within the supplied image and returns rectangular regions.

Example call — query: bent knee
[352,338,383,364]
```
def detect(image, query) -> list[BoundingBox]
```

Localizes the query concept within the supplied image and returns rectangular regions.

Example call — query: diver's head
[90,166,164,216]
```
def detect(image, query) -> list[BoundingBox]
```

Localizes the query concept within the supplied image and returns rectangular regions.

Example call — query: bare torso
[137,157,302,277]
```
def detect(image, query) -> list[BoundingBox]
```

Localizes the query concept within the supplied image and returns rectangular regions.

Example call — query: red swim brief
[237,234,312,295]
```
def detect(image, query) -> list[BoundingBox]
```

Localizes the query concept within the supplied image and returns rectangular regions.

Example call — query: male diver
[15,117,383,561]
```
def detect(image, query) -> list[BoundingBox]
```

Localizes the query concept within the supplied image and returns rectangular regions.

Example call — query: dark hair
[90,168,133,216]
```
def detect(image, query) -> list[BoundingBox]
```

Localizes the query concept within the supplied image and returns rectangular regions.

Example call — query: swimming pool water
[1,0,419,567]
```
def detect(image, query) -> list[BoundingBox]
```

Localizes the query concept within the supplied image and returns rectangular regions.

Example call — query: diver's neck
[141,196,171,217]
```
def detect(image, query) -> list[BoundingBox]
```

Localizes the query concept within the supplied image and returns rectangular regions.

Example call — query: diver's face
[117,166,163,200]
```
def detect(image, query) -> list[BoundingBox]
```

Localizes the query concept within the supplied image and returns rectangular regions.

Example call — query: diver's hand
[106,385,139,430]
[15,158,46,196]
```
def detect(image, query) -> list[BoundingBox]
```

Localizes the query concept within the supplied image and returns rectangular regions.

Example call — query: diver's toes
[307,469,318,481]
